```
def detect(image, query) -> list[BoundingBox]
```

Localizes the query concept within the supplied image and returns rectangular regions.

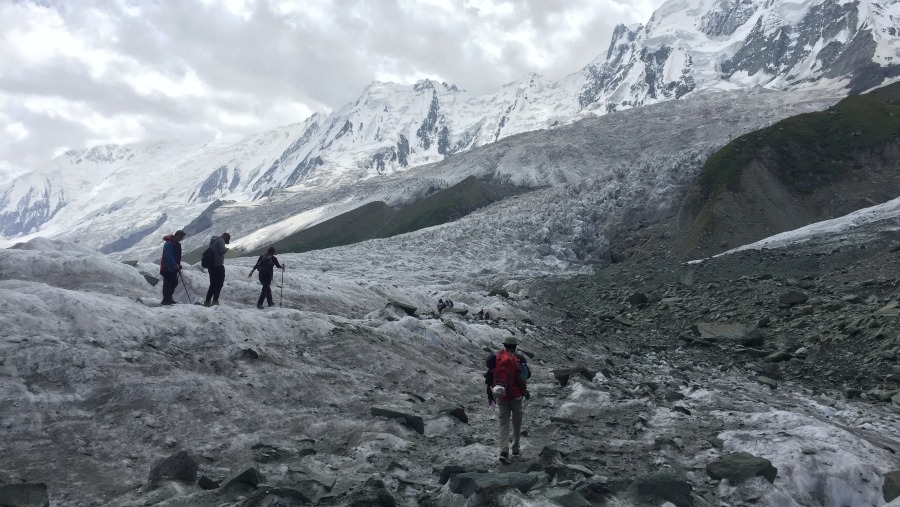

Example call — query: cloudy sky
[0,0,665,183]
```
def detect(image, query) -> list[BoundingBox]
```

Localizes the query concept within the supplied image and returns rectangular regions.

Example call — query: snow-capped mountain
[1,0,898,249]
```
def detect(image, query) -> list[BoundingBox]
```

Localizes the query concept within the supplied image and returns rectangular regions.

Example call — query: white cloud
[0,0,666,184]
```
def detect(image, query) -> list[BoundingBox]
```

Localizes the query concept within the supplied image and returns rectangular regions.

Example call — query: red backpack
[492,350,525,401]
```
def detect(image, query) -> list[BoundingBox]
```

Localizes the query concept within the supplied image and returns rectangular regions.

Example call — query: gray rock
[376,488,396,506]
[706,452,778,483]
[448,472,547,498]
[240,485,310,506]
[780,290,809,305]
[884,470,900,502]
[893,392,900,406]
[288,464,336,490]
[627,469,693,507]
[440,404,468,424]
[489,288,510,298]
[627,292,649,306]
[552,367,596,387]
[0,483,49,507]
[148,450,198,483]
[664,390,685,401]
[143,274,160,286]
[842,294,862,304]
[386,300,417,316]
[198,476,219,490]
[370,407,425,434]
[868,388,897,402]
[539,445,568,466]
[846,388,862,399]
[757,376,778,389]
[765,351,793,363]
[222,465,265,490]
[439,465,487,485]
[692,322,763,347]
[544,487,592,507]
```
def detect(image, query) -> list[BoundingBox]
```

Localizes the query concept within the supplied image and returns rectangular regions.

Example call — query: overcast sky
[0,0,665,183]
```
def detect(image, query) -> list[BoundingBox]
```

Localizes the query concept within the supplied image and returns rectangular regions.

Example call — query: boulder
[370,407,425,434]
[222,465,266,490]
[627,292,649,306]
[489,288,510,298]
[148,450,198,483]
[544,487,592,507]
[884,470,900,503]
[288,464,336,490]
[765,351,793,363]
[439,465,487,485]
[386,300,417,316]
[868,388,897,402]
[198,476,220,490]
[143,274,160,286]
[440,404,468,424]
[552,367,596,387]
[780,290,809,306]
[706,452,778,483]
[442,307,469,316]
[692,323,763,347]
[538,445,568,466]
[376,488,396,506]
[239,485,310,506]
[0,483,49,507]
[627,470,693,507]
[756,376,778,389]
[448,472,547,498]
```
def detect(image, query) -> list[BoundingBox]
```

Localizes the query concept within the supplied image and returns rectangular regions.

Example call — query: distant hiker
[485,336,531,464]
[478,308,491,320]
[159,230,186,305]
[437,298,446,313]
[446,298,455,308]
[204,233,230,307]
[249,246,284,309]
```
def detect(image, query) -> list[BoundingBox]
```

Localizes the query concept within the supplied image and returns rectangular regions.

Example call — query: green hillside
[699,81,900,197]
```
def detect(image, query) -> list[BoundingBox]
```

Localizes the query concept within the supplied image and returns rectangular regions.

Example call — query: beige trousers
[498,398,523,453]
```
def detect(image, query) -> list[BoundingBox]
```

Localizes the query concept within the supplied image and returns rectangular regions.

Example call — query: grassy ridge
[240,175,527,256]
[700,81,900,197]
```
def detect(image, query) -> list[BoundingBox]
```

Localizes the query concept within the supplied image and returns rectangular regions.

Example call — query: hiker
[485,336,531,464]
[159,230,186,305]
[446,298,455,308]
[249,246,284,309]
[437,298,446,313]
[204,232,230,307]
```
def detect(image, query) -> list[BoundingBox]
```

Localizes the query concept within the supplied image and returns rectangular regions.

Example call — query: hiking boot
[512,447,520,457]
[160,299,175,306]
[203,301,211,307]
[499,451,510,464]
[256,304,264,309]
[211,300,219,306]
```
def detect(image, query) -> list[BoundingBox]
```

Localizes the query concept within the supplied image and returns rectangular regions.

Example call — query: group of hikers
[159,230,285,309]
[161,231,530,464]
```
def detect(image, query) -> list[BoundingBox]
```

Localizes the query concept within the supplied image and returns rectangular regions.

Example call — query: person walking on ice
[249,246,284,309]
[159,230,186,305]
[485,336,531,464]
[203,232,230,307]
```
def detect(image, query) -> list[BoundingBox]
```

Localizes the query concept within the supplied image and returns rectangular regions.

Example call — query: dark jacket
[159,235,182,273]
[252,254,282,281]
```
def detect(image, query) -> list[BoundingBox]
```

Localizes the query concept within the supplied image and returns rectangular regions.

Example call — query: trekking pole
[280,266,284,308]
[178,271,193,304]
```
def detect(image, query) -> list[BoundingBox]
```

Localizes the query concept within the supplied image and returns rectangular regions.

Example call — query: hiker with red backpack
[485,336,531,464]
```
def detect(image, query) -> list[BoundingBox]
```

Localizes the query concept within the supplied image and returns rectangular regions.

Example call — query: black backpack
[200,247,214,269]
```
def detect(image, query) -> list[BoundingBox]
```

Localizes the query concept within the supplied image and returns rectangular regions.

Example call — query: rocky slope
[676,81,900,259]
[3,203,900,506]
